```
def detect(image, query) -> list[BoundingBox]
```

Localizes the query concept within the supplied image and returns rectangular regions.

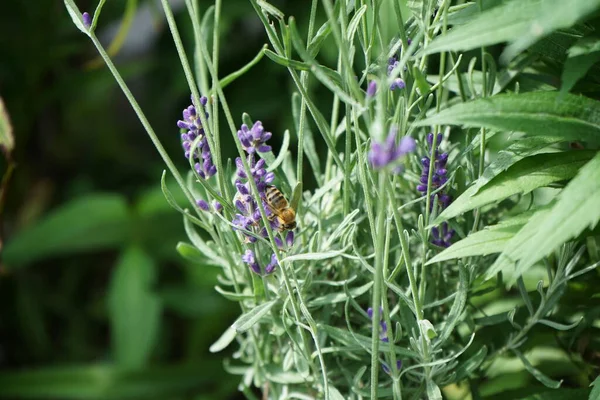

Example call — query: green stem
[370,171,388,399]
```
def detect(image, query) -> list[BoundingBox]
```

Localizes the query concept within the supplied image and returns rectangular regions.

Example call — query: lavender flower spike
[237,121,272,154]
[177,95,216,179]
[368,129,416,170]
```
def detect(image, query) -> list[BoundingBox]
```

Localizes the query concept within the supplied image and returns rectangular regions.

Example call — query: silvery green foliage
[66,0,600,398]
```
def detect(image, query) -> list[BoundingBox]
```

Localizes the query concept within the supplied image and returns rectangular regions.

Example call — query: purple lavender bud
[382,360,403,375]
[242,250,261,274]
[367,80,378,97]
[390,78,405,91]
[265,172,275,183]
[417,184,427,193]
[286,231,294,247]
[196,199,210,211]
[214,201,222,212]
[367,307,374,319]
[368,129,414,170]
[265,253,278,274]
[274,237,283,248]
[398,136,416,155]
[82,12,92,28]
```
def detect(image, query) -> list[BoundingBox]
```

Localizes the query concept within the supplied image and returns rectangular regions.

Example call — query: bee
[264,185,296,231]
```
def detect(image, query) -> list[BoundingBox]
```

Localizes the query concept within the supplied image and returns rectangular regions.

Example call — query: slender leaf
[434,151,594,224]
[488,152,600,283]
[209,327,237,353]
[416,92,600,144]
[561,36,600,94]
[513,349,562,389]
[0,363,221,399]
[3,194,130,267]
[473,136,566,193]
[108,247,162,370]
[232,300,276,332]
[0,97,14,155]
[421,0,600,63]
[308,282,373,307]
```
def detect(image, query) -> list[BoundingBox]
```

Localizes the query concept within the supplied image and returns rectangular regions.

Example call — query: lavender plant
[64,0,600,399]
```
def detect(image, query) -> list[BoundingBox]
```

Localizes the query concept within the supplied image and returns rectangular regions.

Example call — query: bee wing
[290,182,302,211]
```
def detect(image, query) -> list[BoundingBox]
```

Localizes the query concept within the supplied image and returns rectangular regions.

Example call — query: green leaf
[488,152,600,283]
[422,0,600,63]
[176,242,207,264]
[416,92,600,144]
[514,389,592,400]
[263,49,309,71]
[437,264,467,344]
[0,363,222,399]
[108,247,162,370]
[513,348,562,389]
[590,375,600,400]
[64,0,90,35]
[537,318,582,331]
[473,136,566,193]
[0,97,14,155]
[454,346,488,382]
[3,194,130,268]
[308,282,373,307]
[232,300,276,333]
[427,380,443,400]
[281,249,347,263]
[292,93,321,183]
[434,151,594,224]
[561,36,600,94]
[209,327,237,353]
[428,211,536,264]
[319,325,419,358]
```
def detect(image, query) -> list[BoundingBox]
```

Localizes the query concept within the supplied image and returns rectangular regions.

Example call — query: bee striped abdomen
[266,185,288,209]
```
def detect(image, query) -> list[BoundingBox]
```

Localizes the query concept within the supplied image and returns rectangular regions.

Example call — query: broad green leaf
[427,212,530,264]
[561,36,600,94]
[473,136,566,193]
[416,92,600,144]
[513,349,562,389]
[590,375,600,400]
[232,300,276,332]
[0,97,14,155]
[209,327,237,353]
[434,151,594,224]
[0,363,222,399]
[422,0,600,63]
[108,247,162,370]
[488,152,600,283]
[308,282,373,307]
[3,194,130,268]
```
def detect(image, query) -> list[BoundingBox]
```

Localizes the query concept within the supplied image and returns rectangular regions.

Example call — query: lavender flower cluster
[232,121,294,275]
[368,129,415,171]
[177,96,216,180]
[417,133,453,247]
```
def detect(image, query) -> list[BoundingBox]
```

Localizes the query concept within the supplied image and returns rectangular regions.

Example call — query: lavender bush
[64,0,600,399]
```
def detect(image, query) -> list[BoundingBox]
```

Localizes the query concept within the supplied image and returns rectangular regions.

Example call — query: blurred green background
[0,1,321,398]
